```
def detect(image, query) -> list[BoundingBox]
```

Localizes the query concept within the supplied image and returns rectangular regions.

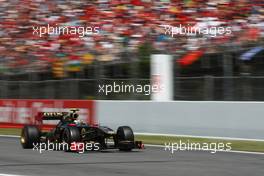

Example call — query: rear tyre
[21,125,40,149]
[116,126,134,151]
[62,127,80,151]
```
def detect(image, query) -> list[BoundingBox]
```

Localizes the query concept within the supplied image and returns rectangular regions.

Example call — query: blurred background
[0,0,264,100]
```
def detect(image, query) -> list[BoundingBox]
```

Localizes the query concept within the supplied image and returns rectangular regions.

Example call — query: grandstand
[0,0,264,100]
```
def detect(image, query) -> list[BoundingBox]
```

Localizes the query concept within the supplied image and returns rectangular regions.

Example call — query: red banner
[0,99,96,128]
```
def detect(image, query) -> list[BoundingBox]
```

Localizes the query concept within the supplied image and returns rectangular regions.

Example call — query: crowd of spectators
[0,0,263,78]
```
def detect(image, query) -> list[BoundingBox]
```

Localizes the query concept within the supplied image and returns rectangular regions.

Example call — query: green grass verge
[135,135,264,153]
[0,128,21,136]
[1,128,263,153]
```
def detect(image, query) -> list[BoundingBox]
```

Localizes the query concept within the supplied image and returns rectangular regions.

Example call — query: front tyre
[116,126,134,151]
[21,125,40,149]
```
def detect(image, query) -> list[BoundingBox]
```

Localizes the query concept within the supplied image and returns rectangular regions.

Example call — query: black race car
[20,109,144,152]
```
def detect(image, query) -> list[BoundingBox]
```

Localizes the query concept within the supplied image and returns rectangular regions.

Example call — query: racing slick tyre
[116,126,134,151]
[62,127,81,151]
[21,125,40,149]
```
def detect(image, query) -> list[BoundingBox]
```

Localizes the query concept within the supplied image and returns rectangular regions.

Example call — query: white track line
[0,174,26,176]
[4,133,264,142]
[98,100,264,103]
[0,135,20,138]
[1,135,264,155]
[135,132,264,142]
[144,144,264,155]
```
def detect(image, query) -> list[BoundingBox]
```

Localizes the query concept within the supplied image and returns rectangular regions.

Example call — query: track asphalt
[0,137,263,176]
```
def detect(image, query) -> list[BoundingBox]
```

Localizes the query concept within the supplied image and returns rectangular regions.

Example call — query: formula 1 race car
[20,109,144,152]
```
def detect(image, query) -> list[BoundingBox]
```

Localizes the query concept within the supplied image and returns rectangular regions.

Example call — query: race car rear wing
[35,112,68,122]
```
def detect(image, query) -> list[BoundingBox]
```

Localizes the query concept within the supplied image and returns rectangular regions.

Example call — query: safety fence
[1,77,264,101]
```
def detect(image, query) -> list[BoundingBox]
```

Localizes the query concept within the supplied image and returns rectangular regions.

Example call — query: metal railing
[1,77,264,101]
[174,76,264,101]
